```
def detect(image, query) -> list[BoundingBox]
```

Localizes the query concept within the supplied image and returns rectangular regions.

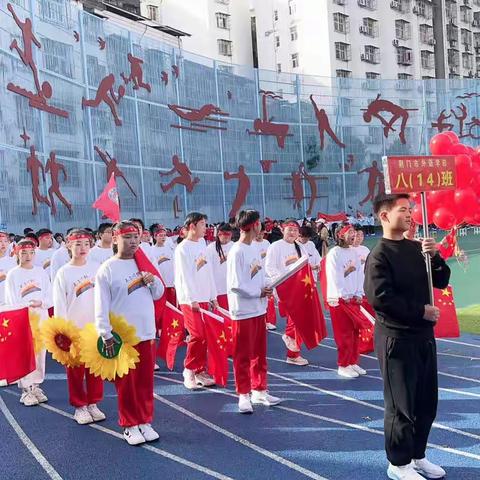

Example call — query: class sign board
[382,155,457,194]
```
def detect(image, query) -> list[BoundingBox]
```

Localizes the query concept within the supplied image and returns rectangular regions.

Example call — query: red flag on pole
[200,308,229,387]
[157,302,185,369]
[92,173,121,222]
[274,259,327,350]
[134,247,166,329]
[434,285,460,338]
[0,306,36,385]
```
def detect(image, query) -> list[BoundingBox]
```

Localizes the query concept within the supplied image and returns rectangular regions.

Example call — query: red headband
[337,225,353,239]
[240,219,260,232]
[282,221,299,229]
[15,243,35,253]
[114,226,138,236]
[67,234,92,242]
[154,226,166,234]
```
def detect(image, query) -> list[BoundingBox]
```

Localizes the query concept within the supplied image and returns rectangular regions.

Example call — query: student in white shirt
[297,226,321,281]
[0,230,16,305]
[227,210,281,413]
[53,229,105,425]
[50,229,74,280]
[5,239,52,406]
[149,224,176,306]
[265,219,309,366]
[325,224,366,379]
[129,218,151,255]
[174,212,218,390]
[88,223,113,266]
[95,221,164,446]
[34,228,55,278]
[206,223,234,310]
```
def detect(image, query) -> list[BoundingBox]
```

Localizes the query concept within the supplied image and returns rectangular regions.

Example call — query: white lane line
[437,338,480,349]
[155,375,480,461]
[153,393,329,480]
[266,356,480,399]
[0,395,63,480]
[2,390,233,480]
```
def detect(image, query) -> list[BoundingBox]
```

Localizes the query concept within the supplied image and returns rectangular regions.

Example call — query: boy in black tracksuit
[364,193,450,480]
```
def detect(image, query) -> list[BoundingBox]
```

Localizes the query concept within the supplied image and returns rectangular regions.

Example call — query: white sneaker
[123,426,146,446]
[87,404,106,422]
[183,368,201,390]
[337,366,359,378]
[251,390,282,406]
[350,364,367,375]
[138,423,159,442]
[31,385,48,403]
[195,371,215,387]
[20,388,39,406]
[282,334,300,352]
[266,322,277,331]
[412,458,446,479]
[387,463,424,480]
[154,363,160,371]
[238,394,253,414]
[74,406,94,425]
[286,356,309,366]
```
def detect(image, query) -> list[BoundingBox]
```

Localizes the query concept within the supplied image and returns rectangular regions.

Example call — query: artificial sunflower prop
[79,313,140,381]
[41,317,82,368]
[28,310,43,355]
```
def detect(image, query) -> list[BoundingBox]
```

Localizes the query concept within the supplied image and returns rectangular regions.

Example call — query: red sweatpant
[165,287,177,307]
[217,294,229,310]
[278,300,302,358]
[232,315,268,394]
[329,304,359,367]
[266,296,276,326]
[114,340,155,428]
[66,365,104,408]
[180,303,210,373]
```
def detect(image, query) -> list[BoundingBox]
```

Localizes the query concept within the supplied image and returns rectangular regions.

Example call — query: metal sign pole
[420,191,435,305]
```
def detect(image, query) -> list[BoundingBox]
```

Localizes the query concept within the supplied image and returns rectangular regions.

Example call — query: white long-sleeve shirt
[265,239,306,281]
[148,243,175,288]
[253,239,270,268]
[53,262,98,328]
[5,265,52,321]
[95,257,164,341]
[174,239,217,305]
[50,245,70,280]
[34,248,55,279]
[0,254,16,305]
[227,242,267,320]
[301,240,321,281]
[325,246,364,305]
[206,241,234,296]
[88,245,113,266]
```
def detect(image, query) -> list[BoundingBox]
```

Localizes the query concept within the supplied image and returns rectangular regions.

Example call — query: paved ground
[1,316,480,480]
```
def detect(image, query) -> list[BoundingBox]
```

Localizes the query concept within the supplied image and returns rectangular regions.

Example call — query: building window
[391,0,409,13]
[396,19,411,40]
[277,63,282,73]
[290,25,298,41]
[419,23,434,44]
[42,38,73,78]
[216,12,230,29]
[397,47,413,65]
[414,1,432,20]
[362,45,380,63]
[336,69,351,78]
[335,42,351,61]
[275,35,280,47]
[288,0,296,15]
[361,17,378,37]
[291,53,299,68]
[421,50,434,69]
[147,5,158,21]
[273,9,278,21]
[39,0,69,27]
[461,28,473,49]
[217,39,232,56]
[358,0,377,10]
[333,12,349,34]
[366,72,380,79]
[215,0,230,4]
[463,52,474,69]
[461,6,473,24]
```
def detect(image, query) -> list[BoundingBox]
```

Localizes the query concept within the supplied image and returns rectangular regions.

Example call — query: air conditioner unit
[473,20,480,27]
[392,39,399,46]
[428,38,436,45]
[390,0,400,9]
[358,0,367,6]
[413,6,418,14]
[361,53,366,60]
[359,26,368,34]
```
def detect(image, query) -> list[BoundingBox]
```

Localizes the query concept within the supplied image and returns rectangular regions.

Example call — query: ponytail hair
[215,222,233,262]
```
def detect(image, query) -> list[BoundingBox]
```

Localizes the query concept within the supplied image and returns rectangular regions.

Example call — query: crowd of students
[0,198,450,480]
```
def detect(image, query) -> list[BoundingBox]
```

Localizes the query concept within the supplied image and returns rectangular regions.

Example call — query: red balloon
[427,190,454,211]
[443,131,459,144]
[454,188,477,220]
[471,164,480,195]
[455,154,473,188]
[450,143,470,155]
[412,204,434,225]
[464,212,480,225]
[433,207,457,230]
[429,133,453,155]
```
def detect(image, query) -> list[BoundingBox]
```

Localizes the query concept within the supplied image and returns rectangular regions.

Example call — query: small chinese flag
[213,306,234,357]
[0,306,36,385]
[92,173,121,222]
[134,247,166,330]
[200,308,229,386]
[434,285,460,338]
[157,302,184,370]
[437,228,457,261]
[275,262,327,350]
